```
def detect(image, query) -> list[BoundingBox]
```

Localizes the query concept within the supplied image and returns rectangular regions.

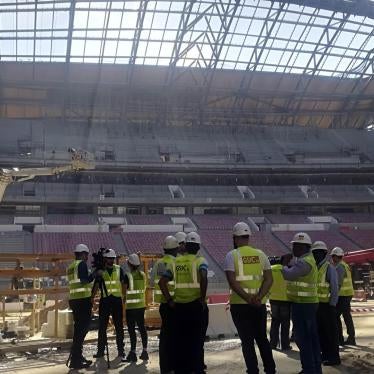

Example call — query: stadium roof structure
[0,0,374,128]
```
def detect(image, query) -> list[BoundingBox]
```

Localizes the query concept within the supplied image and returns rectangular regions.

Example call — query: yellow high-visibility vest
[67,260,92,300]
[338,261,354,297]
[269,264,288,302]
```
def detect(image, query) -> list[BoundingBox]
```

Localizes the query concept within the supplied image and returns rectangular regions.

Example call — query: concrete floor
[1,313,373,374]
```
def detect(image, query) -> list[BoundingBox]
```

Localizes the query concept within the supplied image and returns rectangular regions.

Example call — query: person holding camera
[92,248,126,361]
[67,243,95,369]
[123,253,149,363]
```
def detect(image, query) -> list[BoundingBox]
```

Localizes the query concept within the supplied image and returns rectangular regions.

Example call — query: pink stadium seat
[121,232,166,255]
[192,215,247,230]
[340,229,374,249]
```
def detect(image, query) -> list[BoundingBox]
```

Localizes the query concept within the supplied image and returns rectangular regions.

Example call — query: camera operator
[67,244,97,369]
[92,248,127,362]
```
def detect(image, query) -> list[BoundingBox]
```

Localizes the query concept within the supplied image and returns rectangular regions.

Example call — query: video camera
[92,247,106,270]
[268,256,282,266]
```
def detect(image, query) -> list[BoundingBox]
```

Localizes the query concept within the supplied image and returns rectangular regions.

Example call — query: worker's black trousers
[97,296,124,355]
[336,296,355,343]
[126,307,148,351]
[201,304,209,366]
[269,300,291,349]
[159,303,176,373]
[317,303,340,364]
[69,298,92,363]
[175,299,205,374]
[231,304,276,374]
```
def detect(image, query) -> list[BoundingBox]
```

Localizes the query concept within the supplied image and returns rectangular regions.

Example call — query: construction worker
[151,235,179,374]
[282,233,322,374]
[269,255,291,351]
[331,247,356,346]
[312,241,340,366]
[123,253,148,362]
[159,232,208,374]
[67,244,95,369]
[175,231,187,255]
[92,248,126,361]
[224,222,276,374]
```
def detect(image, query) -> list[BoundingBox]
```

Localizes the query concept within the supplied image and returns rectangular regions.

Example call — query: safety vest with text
[317,261,330,303]
[153,255,175,304]
[230,246,265,305]
[338,261,354,297]
[269,264,288,302]
[287,254,318,303]
[174,254,205,304]
[102,265,122,298]
[126,270,146,309]
[67,260,92,300]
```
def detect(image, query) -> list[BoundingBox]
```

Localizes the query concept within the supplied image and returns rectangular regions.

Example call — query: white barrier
[206,303,237,338]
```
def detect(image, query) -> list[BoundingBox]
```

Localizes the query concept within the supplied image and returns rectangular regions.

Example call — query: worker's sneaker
[81,356,93,366]
[344,337,356,346]
[93,352,104,359]
[69,360,91,369]
[140,350,149,360]
[323,360,341,366]
[126,351,137,362]
[281,346,292,351]
[120,353,127,363]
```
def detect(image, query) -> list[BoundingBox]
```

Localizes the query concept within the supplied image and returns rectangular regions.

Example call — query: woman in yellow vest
[312,241,340,366]
[124,253,148,363]
[224,222,276,374]
[268,255,291,351]
[67,243,95,369]
[331,247,356,346]
[151,235,179,374]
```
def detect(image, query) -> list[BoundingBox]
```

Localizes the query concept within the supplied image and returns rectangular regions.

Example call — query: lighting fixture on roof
[366,122,374,131]
[13,167,19,171]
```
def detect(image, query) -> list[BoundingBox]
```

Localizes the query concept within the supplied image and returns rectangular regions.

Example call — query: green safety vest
[153,255,175,304]
[287,253,318,303]
[126,270,146,309]
[230,246,265,305]
[338,261,354,297]
[67,260,92,300]
[174,254,205,304]
[269,264,288,302]
[102,265,122,298]
[317,261,330,303]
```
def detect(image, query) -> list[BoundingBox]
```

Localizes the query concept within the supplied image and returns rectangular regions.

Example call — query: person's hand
[200,297,208,310]
[96,269,104,277]
[281,254,293,266]
[244,294,255,305]
[252,294,262,306]
[167,299,175,308]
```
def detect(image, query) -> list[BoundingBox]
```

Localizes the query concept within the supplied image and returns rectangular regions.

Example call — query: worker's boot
[344,337,356,345]
[125,351,137,362]
[140,350,149,360]
[69,359,91,369]
[93,351,104,359]
[81,356,93,366]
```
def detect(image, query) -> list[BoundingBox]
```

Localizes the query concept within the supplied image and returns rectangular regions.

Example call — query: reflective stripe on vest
[67,260,92,300]
[230,246,264,305]
[153,255,176,304]
[174,254,203,303]
[286,254,318,303]
[317,261,330,303]
[339,261,354,297]
[126,270,146,309]
[269,264,288,302]
[102,265,122,298]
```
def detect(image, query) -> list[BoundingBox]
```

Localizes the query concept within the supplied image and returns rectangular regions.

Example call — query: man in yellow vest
[92,248,126,362]
[312,241,340,366]
[67,243,95,369]
[224,222,275,374]
[282,232,322,374]
[159,231,208,374]
[123,253,148,363]
[331,247,356,346]
[151,235,179,374]
[269,255,291,351]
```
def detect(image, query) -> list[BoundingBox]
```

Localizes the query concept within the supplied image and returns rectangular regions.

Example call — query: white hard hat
[331,247,344,257]
[186,232,201,244]
[128,253,141,266]
[74,243,89,253]
[103,248,116,258]
[233,222,251,237]
[291,232,312,245]
[311,241,328,252]
[175,232,187,244]
[164,235,179,250]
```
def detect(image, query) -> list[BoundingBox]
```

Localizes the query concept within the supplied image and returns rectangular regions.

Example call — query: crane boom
[0,149,95,203]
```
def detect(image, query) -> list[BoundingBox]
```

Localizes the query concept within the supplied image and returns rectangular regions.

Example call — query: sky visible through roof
[0,0,373,77]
